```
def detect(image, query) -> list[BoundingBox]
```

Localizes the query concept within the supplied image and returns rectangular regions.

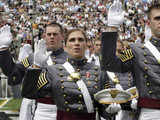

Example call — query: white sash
[144,41,160,64]
[106,71,123,90]
[63,62,94,113]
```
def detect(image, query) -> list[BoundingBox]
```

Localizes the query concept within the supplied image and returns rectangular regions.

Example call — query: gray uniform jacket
[24,57,111,118]
[0,48,68,96]
[109,72,134,90]
[101,32,160,109]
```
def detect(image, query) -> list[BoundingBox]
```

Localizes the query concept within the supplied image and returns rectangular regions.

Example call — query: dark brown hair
[64,28,87,45]
[147,2,160,19]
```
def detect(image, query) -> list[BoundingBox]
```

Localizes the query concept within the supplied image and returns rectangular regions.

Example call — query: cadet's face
[149,8,160,38]
[45,26,63,51]
[94,40,101,54]
[66,31,86,59]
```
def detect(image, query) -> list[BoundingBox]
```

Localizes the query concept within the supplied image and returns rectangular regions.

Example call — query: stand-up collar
[150,37,160,47]
[50,48,64,56]
[67,57,88,67]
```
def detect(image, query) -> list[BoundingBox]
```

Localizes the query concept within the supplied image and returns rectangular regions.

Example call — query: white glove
[0,25,12,49]
[108,0,125,28]
[131,98,137,110]
[34,39,51,67]
[18,44,33,61]
[105,103,121,114]
[115,84,124,91]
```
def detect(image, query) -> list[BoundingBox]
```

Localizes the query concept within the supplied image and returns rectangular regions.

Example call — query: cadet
[101,1,160,120]
[24,28,120,120]
[0,22,68,120]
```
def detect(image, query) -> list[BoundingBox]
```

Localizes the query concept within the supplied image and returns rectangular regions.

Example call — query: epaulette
[37,72,48,90]
[119,49,134,62]
[21,57,30,68]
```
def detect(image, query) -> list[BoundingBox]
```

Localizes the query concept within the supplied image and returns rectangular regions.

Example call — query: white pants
[19,98,35,120]
[139,108,160,120]
[34,103,57,120]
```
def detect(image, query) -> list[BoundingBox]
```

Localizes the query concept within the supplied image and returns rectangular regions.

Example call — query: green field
[0,98,22,112]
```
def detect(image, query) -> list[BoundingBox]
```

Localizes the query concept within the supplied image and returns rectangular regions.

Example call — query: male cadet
[0,22,68,120]
[88,39,101,66]
[101,0,160,119]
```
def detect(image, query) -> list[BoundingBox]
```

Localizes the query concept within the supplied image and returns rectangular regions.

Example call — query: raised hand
[108,0,125,28]
[0,25,12,49]
[18,44,33,61]
[34,39,51,67]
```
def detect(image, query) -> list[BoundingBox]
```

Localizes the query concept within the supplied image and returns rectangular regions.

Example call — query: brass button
[78,107,82,110]
[78,101,81,104]
[13,76,16,81]
[128,84,131,87]
[94,67,98,71]
[60,80,64,83]
[154,40,157,43]
[144,67,148,71]
[146,82,150,86]
[94,72,98,76]
[63,94,66,97]
[95,78,98,82]
[59,74,63,77]
[53,61,56,65]
[141,45,145,49]
[144,60,147,64]
[144,75,148,79]
[59,67,63,71]
[79,94,82,98]
[66,108,70,112]
[65,101,68,104]
[149,90,152,94]
[144,52,147,56]
[78,88,81,91]
[61,86,64,89]
[53,56,56,59]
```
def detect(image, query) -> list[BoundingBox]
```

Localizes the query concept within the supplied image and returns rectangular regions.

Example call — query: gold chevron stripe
[119,49,134,62]
[21,58,30,68]
[37,72,48,89]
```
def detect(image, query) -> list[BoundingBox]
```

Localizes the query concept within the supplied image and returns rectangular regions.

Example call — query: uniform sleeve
[101,32,134,73]
[0,49,26,85]
[22,66,54,99]
[99,70,111,89]
[21,68,43,99]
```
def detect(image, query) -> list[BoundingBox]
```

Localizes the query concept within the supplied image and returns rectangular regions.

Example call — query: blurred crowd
[0,0,153,60]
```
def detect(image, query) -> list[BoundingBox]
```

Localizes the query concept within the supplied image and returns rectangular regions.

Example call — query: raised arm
[101,0,133,73]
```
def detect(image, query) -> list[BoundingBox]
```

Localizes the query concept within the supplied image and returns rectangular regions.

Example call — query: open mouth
[73,48,81,51]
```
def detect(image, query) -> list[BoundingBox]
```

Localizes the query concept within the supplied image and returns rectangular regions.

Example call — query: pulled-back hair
[64,28,87,45]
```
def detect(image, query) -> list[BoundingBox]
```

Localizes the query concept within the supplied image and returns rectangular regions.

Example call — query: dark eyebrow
[154,16,160,20]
